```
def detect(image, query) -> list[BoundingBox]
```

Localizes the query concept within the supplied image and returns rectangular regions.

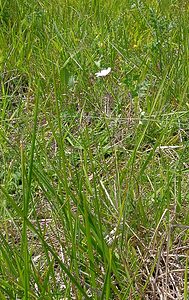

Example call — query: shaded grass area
[0,0,189,298]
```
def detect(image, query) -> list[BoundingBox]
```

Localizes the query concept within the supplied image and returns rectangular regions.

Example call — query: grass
[0,0,189,298]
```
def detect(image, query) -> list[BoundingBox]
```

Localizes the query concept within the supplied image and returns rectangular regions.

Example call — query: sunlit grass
[0,0,189,298]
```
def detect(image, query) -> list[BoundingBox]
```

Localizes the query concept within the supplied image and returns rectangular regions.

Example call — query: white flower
[95,67,111,77]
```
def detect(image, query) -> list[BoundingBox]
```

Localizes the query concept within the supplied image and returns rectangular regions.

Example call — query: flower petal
[95,67,111,77]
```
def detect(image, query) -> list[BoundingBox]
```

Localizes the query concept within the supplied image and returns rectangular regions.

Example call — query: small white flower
[95,67,111,77]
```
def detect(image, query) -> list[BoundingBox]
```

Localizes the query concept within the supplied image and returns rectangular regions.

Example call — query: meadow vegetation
[0,0,189,298]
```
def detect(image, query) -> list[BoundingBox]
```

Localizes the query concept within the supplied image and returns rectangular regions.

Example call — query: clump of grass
[0,0,189,298]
